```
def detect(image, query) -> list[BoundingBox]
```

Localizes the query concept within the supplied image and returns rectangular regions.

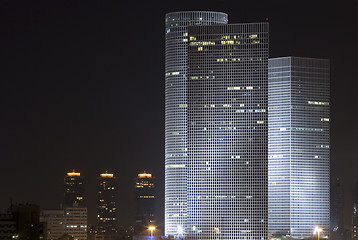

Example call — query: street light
[314,227,323,240]
[148,226,155,239]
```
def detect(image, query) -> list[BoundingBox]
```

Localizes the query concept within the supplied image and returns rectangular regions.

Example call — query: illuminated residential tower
[64,170,85,207]
[135,172,155,233]
[97,172,118,235]
[268,57,330,238]
[63,170,88,240]
[165,11,269,239]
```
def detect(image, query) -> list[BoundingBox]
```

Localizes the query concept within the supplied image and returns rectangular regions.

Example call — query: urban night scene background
[0,0,358,240]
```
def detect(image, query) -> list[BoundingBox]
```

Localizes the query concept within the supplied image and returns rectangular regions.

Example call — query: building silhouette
[0,213,17,239]
[165,11,269,240]
[331,177,344,240]
[268,57,330,238]
[135,172,155,234]
[97,172,118,236]
[0,203,42,240]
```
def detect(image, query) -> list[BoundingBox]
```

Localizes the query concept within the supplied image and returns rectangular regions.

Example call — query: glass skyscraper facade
[165,11,269,239]
[187,23,269,240]
[165,11,228,237]
[268,57,330,239]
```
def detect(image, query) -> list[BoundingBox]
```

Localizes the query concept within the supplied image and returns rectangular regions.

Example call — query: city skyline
[1,0,358,232]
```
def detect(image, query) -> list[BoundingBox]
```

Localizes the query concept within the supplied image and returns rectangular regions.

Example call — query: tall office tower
[353,182,358,239]
[97,172,118,235]
[65,207,88,240]
[165,11,228,237]
[186,23,269,240]
[135,172,155,233]
[64,170,85,207]
[331,178,344,240]
[268,57,330,239]
[40,210,66,240]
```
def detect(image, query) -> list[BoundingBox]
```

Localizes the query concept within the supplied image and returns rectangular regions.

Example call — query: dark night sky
[1,0,357,230]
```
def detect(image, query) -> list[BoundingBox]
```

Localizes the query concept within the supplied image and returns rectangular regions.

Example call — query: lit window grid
[165,11,228,237]
[65,207,88,240]
[97,177,118,234]
[268,57,330,239]
[186,23,268,240]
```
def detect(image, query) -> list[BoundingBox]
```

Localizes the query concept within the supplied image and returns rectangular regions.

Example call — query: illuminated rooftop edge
[100,173,114,178]
[67,172,80,177]
[138,173,152,178]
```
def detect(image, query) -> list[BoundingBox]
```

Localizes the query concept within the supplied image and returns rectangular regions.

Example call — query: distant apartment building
[41,209,66,240]
[135,172,155,234]
[0,203,42,240]
[0,213,16,240]
[65,207,87,240]
[97,172,118,236]
[63,170,88,240]
[64,170,85,207]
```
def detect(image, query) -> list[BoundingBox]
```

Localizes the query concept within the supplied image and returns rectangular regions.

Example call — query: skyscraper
[97,172,118,236]
[63,170,88,240]
[268,57,330,239]
[64,170,85,207]
[165,11,269,240]
[135,172,155,233]
[187,23,268,240]
[165,11,228,238]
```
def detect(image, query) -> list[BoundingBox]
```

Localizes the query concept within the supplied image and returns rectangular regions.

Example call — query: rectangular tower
[64,171,85,207]
[186,23,269,240]
[97,172,118,236]
[135,172,155,234]
[268,57,330,239]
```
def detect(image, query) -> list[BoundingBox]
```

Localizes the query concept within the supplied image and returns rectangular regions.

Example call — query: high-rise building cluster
[165,11,330,240]
[0,170,156,240]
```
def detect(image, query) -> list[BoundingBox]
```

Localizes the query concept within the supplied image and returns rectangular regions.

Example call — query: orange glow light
[138,173,152,178]
[100,173,114,178]
[67,172,80,177]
